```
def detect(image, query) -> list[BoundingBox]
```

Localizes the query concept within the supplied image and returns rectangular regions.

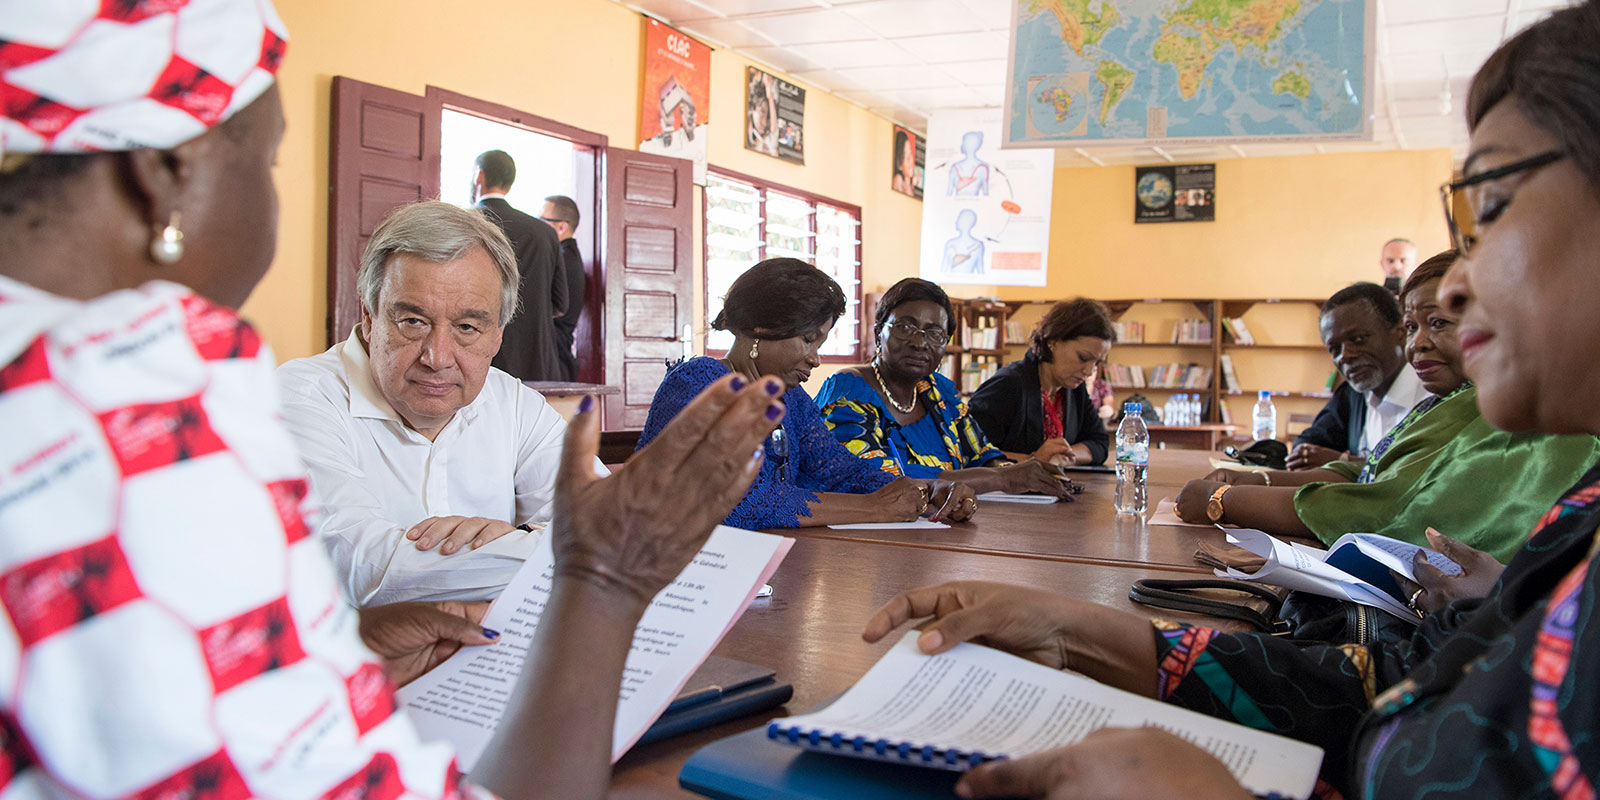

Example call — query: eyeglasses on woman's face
[1440,149,1564,257]
[885,320,950,348]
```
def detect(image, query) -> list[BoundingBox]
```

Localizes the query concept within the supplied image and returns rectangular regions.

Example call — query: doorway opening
[439,109,577,209]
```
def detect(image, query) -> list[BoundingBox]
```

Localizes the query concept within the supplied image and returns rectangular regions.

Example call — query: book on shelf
[1220,400,1233,425]
[1219,353,1241,391]
[1004,320,1026,345]
[1170,319,1212,344]
[1111,320,1144,343]
[1103,362,1145,388]
[959,361,999,394]
[1147,362,1213,389]
[1225,316,1256,345]
[739,633,1323,799]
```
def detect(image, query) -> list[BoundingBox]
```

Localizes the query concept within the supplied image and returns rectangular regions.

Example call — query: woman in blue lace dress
[864,5,1600,796]
[637,259,978,529]
[816,278,1074,498]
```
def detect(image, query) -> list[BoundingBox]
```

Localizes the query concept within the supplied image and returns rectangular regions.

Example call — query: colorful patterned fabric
[1040,385,1065,441]
[1149,461,1600,798]
[1295,385,1600,562]
[0,275,480,799]
[815,370,1004,479]
[0,0,287,154]
[638,357,894,529]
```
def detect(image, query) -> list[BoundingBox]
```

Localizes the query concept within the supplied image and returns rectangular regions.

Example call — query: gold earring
[748,339,759,360]
[149,211,183,265]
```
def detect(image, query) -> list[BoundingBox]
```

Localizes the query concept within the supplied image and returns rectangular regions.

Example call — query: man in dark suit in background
[472,150,566,381]
[540,195,587,382]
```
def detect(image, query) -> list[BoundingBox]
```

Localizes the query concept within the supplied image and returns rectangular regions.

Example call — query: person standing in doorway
[472,150,567,381]
[542,195,588,381]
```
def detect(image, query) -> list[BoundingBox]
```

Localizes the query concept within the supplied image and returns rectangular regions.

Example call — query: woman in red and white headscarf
[0,3,783,799]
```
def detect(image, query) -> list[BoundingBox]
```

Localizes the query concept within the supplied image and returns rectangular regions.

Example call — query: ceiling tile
[893,31,1008,62]
[782,39,917,69]
[695,0,829,17]
[834,64,964,90]
[935,59,1006,86]
[1382,0,1507,26]
[839,0,985,37]
[1383,16,1509,56]
[736,8,879,43]
[738,45,823,75]
[675,17,775,47]
[878,85,989,110]
[629,0,729,23]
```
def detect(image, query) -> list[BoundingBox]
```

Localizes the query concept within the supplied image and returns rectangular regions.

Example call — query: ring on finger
[916,485,931,513]
[1407,588,1424,609]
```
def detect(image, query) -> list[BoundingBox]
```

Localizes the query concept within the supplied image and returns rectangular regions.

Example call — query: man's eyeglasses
[885,320,950,348]
[1440,150,1563,257]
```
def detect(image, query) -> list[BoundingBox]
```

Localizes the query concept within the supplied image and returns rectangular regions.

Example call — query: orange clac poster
[640,17,711,184]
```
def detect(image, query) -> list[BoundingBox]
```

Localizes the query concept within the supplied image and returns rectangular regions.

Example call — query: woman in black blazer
[969,298,1115,465]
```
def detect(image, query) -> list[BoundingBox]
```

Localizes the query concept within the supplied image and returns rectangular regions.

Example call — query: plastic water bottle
[1252,390,1278,441]
[1190,393,1203,425]
[1115,402,1149,514]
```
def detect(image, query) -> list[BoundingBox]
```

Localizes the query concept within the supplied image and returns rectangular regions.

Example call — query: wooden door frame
[425,86,609,384]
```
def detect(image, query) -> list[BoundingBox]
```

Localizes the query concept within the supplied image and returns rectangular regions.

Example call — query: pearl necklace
[872,359,918,414]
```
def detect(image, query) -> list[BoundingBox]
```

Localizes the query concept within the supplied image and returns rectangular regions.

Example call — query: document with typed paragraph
[770,633,1323,800]
[397,525,792,768]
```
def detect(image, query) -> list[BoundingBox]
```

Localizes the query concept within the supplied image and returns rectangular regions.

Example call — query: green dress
[1293,385,1600,562]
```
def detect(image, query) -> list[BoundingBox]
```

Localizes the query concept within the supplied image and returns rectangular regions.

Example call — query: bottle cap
[1258,390,1271,400]
[1124,401,1140,413]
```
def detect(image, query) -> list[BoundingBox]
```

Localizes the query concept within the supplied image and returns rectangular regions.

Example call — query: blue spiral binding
[772,723,995,770]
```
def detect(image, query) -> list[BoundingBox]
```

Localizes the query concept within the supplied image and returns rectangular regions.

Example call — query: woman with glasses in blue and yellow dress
[817,278,1076,498]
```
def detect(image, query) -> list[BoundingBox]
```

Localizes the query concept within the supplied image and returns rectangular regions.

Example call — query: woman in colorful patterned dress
[1173,251,1599,562]
[865,5,1600,796]
[639,259,980,528]
[817,278,1074,498]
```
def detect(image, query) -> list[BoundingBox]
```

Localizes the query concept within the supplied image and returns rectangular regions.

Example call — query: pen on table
[672,683,725,709]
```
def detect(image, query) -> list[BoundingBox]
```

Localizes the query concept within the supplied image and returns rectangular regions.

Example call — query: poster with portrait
[639,17,711,185]
[1134,163,1215,223]
[919,109,1054,287]
[891,125,925,200]
[745,66,804,164]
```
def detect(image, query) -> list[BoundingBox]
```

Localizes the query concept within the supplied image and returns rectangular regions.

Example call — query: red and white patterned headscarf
[0,0,288,156]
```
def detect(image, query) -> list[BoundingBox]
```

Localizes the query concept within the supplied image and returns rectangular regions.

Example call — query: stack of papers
[1216,528,1460,622]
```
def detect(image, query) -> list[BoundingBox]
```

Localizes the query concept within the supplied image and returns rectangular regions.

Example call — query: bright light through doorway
[441,109,576,211]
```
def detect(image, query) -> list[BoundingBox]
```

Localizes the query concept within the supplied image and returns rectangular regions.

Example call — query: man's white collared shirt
[1361,365,1432,455]
[276,334,567,607]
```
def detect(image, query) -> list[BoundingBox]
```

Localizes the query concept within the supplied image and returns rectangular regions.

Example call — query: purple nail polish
[765,380,782,396]
[766,404,783,421]
[578,395,594,414]
[483,628,500,639]
[730,376,745,391]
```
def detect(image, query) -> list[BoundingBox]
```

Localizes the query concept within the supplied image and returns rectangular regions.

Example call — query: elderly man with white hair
[278,200,589,606]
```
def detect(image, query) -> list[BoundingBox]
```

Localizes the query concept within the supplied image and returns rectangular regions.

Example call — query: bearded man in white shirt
[279,201,586,606]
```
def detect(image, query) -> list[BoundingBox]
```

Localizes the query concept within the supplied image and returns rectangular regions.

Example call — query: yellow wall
[949,148,1454,304]
[254,0,921,363]
[256,0,1453,396]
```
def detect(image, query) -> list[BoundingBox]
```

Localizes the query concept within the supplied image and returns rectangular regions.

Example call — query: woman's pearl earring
[149,211,184,265]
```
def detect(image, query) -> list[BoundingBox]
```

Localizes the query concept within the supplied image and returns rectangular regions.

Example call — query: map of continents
[1008,0,1370,145]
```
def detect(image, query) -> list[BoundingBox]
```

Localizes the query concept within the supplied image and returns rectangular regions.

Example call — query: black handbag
[1130,579,1411,645]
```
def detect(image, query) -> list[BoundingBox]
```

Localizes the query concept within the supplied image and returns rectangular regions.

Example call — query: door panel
[327,77,439,346]
[603,148,693,430]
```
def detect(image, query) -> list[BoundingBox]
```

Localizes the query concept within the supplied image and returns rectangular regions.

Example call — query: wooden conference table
[609,449,1238,798]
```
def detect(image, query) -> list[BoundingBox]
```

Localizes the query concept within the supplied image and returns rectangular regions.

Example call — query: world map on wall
[1005,0,1372,146]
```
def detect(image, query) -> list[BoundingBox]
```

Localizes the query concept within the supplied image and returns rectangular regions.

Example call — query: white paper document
[771,633,1324,799]
[1147,496,1238,529]
[397,525,793,768]
[1216,528,1459,622]
[977,492,1061,505]
[828,519,951,530]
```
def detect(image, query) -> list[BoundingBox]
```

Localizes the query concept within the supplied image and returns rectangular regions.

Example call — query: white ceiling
[618,0,1574,166]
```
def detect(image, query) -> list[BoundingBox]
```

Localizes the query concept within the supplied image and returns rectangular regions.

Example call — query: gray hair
[358,201,520,324]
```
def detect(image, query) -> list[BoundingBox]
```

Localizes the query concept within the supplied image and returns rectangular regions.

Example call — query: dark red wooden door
[601,147,693,430]
[327,77,439,346]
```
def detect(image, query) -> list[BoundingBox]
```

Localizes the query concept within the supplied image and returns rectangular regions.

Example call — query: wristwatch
[1206,485,1233,523]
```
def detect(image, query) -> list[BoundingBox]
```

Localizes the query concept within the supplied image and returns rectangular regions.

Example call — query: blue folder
[678,723,962,799]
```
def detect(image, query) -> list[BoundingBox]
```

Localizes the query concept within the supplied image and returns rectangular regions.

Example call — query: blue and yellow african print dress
[815,370,1004,479]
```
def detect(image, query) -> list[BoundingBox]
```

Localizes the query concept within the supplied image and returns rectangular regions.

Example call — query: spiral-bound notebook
[761,632,1323,799]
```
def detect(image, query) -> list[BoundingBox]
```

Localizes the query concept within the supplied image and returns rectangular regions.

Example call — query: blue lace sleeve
[788,388,897,496]
[637,358,826,529]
